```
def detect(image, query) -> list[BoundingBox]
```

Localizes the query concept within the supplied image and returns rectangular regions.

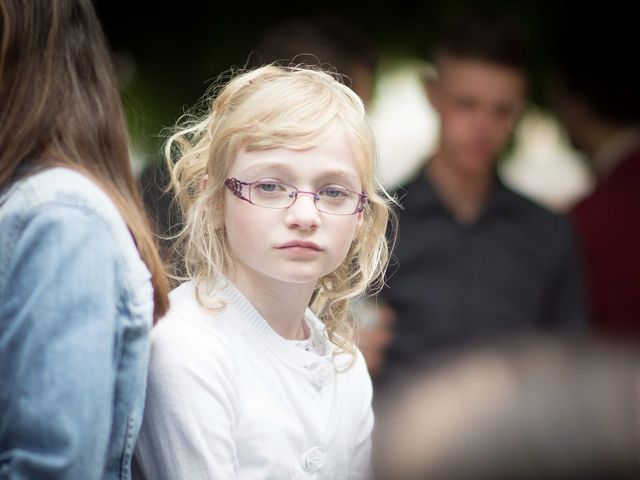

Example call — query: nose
[284,191,321,230]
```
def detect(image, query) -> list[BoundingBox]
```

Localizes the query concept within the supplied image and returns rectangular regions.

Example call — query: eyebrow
[242,162,291,176]
[242,162,361,182]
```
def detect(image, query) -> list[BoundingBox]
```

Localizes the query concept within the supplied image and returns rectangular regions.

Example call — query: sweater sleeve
[134,316,239,480]
[348,351,375,480]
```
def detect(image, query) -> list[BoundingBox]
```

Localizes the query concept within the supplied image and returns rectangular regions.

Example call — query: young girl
[0,0,168,478]
[134,65,392,479]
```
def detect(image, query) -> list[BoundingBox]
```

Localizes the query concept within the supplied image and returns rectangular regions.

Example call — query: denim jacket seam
[119,412,137,479]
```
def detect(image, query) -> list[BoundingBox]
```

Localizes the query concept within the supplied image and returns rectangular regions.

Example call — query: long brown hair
[0,0,168,319]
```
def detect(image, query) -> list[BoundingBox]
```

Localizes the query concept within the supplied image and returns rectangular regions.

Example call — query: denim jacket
[0,167,154,479]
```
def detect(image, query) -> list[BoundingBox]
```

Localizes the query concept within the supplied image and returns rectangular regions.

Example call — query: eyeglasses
[225,178,367,215]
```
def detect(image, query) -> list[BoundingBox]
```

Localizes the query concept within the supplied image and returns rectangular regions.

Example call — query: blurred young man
[378,11,587,384]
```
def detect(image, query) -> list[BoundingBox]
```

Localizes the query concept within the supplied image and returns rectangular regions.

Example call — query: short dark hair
[432,10,528,73]
[254,15,378,83]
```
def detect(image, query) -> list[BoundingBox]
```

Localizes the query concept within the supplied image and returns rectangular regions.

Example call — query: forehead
[229,129,363,183]
[437,57,526,105]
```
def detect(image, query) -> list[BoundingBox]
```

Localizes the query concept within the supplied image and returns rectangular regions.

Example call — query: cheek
[491,122,514,145]
[334,218,360,254]
[224,204,264,255]
[442,111,468,137]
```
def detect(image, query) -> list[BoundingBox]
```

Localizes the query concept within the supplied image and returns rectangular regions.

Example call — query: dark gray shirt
[382,171,587,373]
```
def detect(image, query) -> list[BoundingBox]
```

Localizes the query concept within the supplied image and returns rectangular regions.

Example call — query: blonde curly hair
[166,64,394,360]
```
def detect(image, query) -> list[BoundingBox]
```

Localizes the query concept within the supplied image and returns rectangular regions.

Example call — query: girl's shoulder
[149,281,240,375]
[1,166,141,270]
[2,167,121,227]
[0,166,150,306]
[155,281,235,337]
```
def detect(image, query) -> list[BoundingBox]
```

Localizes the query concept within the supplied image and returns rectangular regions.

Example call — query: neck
[230,268,315,340]
[427,153,494,224]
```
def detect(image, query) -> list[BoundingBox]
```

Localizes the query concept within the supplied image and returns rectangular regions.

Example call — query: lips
[278,240,323,251]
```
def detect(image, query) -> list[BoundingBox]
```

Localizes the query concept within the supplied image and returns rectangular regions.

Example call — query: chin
[273,269,325,286]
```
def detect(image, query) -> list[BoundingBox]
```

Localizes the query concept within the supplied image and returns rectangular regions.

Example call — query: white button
[302,446,327,472]
[308,360,334,389]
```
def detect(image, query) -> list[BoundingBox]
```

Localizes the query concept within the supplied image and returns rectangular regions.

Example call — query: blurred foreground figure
[373,336,640,480]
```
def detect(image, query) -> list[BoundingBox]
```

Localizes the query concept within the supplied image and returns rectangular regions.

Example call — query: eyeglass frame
[224,177,367,215]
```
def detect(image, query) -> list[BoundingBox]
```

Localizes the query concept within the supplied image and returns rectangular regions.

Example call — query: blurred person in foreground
[550,7,640,339]
[375,10,587,386]
[0,0,168,477]
[373,335,640,480]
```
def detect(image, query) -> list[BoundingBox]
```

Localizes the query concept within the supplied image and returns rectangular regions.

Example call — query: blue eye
[255,182,285,193]
[320,187,349,199]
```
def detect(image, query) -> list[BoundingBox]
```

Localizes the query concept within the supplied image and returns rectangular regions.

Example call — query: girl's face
[223,129,364,292]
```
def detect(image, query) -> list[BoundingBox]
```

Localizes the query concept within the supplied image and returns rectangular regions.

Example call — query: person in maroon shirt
[551,6,640,338]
